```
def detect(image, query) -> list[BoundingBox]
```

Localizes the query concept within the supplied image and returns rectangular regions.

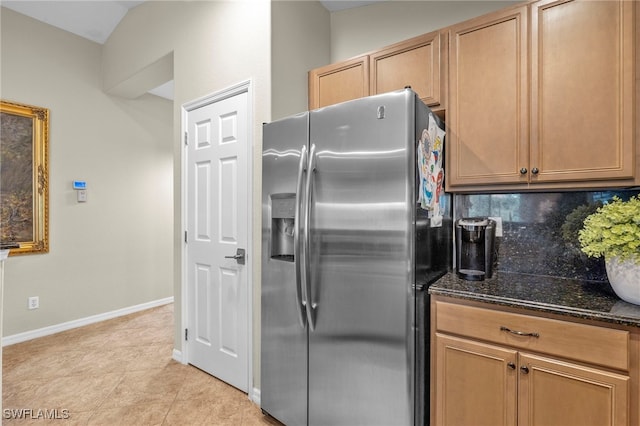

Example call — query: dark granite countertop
[429,272,640,328]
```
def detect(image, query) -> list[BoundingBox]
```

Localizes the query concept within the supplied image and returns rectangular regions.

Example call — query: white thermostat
[77,190,87,202]
[73,181,88,203]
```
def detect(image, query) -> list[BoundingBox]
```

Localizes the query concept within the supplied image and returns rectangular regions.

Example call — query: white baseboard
[172,348,185,364]
[2,297,174,347]
[251,387,261,405]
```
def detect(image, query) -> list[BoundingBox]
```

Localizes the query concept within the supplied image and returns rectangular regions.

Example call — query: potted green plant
[578,195,640,305]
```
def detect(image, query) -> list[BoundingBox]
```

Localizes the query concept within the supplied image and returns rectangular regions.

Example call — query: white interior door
[185,87,249,392]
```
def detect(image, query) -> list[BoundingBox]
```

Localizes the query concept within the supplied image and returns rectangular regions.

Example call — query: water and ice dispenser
[270,193,295,262]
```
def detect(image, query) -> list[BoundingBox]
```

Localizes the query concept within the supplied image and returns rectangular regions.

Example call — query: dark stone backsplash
[454,189,640,283]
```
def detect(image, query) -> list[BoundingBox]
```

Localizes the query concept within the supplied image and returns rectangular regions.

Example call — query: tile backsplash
[454,189,640,282]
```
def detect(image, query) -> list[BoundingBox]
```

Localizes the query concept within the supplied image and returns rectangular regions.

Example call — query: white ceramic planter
[606,256,640,305]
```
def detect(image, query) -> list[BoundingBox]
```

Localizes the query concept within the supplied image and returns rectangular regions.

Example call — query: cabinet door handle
[531,167,539,175]
[507,362,516,370]
[519,167,528,175]
[500,326,540,338]
[520,365,530,374]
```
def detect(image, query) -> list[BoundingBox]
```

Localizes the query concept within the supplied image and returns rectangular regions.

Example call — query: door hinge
[185,328,188,341]
[184,131,188,146]
[184,231,188,243]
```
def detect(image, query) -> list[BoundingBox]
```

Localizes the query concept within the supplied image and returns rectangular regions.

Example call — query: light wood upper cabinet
[530,0,635,183]
[309,30,445,111]
[308,55,369,110]
[309,0,636,191]
[447,6,529,187]
[447,0,637,191]
[369,31,445,108]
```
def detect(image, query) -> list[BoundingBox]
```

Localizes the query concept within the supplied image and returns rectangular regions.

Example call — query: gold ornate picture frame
[0,100,49,255]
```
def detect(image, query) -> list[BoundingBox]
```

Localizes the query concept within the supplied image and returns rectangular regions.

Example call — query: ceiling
[1,0,384,99]
[1,1,146,44]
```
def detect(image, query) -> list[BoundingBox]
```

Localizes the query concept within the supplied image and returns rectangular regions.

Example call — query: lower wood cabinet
[435,334,629,426]
[435,334,518,425]
[432,297,637,426]
[518,353,628,426]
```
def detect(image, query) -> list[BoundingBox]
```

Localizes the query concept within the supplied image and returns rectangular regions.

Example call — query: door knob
[519,167,527,175]
[520,365,529,374]
[225,248,246,265]
[507,362,516,370]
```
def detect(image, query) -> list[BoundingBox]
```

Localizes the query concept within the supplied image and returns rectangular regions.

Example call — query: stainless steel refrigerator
[261,89,451,426]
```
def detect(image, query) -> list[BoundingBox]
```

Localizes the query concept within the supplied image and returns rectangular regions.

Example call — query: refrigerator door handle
[303,143,317,331]
[294,144,308,328]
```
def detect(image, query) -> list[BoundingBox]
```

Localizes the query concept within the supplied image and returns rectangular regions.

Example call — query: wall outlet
[489,216,503,237]
[28,296,39,310]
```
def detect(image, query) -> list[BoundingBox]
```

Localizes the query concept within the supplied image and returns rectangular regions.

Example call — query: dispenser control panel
[272,196,295,218]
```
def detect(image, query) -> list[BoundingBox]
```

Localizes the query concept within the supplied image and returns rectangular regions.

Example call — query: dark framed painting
[0,100,49,255]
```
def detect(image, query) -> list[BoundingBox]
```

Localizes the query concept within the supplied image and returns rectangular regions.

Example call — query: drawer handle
[500,326,540,338]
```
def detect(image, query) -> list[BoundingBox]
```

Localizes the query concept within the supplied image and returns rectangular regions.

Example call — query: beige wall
[0,8,174,335]
[330,0,521,62]
[103,0,271,394]
[271,1,331,120]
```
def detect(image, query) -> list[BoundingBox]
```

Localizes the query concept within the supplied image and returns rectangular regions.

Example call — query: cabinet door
[435,333,518,426]
[370,31,445,108]
[518,353,629,426]
[447,6,529,188]
[530,0,635,183]
[308,56,369,110]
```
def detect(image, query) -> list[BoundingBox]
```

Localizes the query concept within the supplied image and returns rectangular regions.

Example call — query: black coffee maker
[455,218,496,281]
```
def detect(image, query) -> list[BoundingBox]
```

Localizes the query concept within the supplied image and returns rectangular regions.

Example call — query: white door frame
[179,79,254,397]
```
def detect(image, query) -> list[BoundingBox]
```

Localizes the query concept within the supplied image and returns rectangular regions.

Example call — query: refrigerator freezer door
[261,113,309,426]
[307,90,416,426]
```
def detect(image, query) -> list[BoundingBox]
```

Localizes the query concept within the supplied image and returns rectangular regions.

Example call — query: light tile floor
[2,303,280,425]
